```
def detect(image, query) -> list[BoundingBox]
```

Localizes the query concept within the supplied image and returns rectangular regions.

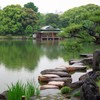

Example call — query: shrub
[7,81,40,100]
[61,86,72,94]
[72,91,81,97]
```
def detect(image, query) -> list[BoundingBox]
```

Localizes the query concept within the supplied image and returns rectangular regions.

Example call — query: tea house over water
[35,25,61,41]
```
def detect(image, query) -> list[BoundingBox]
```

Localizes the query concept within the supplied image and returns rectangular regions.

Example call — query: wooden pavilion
[35,25,61,41]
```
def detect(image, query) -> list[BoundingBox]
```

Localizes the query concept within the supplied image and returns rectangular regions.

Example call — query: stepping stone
[41,69,67,75]
[38,76,72,83]
[80,54,93,57]
[48,81,64,87]
[40,85,59,90]
[41,71,71,77]
[66,66,86,72]
[40,74,60,78]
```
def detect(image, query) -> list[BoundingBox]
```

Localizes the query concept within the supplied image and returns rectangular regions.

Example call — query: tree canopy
[0,4,39,36]
[59,4,100,43]
[24,2,38,12]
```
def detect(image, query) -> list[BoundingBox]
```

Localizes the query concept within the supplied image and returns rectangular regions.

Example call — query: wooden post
[22,96,26,100]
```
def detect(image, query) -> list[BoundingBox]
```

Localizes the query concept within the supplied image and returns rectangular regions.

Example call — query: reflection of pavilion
[35,25,61,41]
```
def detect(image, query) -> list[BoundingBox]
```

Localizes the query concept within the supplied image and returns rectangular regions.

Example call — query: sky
[0,0,100,13]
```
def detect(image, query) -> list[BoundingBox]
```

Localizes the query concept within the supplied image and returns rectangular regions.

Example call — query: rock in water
[66,66,86,72]
[41,71,71,77]
[80,54,93,57]
[39,75,72,82]
[41,69,67,74]
[80,77,100,100]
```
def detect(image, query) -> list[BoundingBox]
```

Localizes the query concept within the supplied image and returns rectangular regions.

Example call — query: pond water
[0,40,100,93]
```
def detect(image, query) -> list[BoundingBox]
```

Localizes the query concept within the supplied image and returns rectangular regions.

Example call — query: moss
[61,86,72,94]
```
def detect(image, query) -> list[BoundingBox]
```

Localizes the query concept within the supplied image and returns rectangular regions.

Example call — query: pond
[0,40,100,93]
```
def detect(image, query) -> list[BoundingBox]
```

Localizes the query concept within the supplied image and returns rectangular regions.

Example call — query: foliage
[43,13,61,28]
[37,13,46,28]
[61,86,72,94]
[72,91,81,97]
[7,81,40,100]
[24,2,38,12]
[0,4,39,36]
[59,4,100,43]
[25,25,33,35]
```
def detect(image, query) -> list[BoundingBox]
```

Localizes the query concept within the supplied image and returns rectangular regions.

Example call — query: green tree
[25,25,33,35]
[59,4,100,43]
[0,4,39,36]
[44,13,60,28]
[24,2,38,12]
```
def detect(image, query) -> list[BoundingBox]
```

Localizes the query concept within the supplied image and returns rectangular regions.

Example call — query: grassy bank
[0,35,33,39]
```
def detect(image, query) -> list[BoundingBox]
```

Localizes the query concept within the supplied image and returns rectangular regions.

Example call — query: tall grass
[7,81,40,100]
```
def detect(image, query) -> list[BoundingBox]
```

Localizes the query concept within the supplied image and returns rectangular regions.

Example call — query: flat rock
[40,85,59,90]
[40,74,60,78]
[80,54,93,57]
[41,69,67,75]
[69,59,83,65]
[66,66,86,72]
[38,76,72,83]
[38,74,60,82]
[72,63,84,66]
[48,81,64,87]
[41,71,71,77]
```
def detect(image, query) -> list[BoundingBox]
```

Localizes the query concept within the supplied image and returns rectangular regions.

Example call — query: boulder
[70,81,84,89]
[79,71,100,81]
[64,81,84,89]
[0,91,8,100]
[80,77,100,100]
[41,71,71,77]
[40,85,59,90]
[93,50,100,71]
[48,81,64,87]
[79,73,89,81]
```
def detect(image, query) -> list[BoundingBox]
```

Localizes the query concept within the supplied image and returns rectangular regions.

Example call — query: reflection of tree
[62,42,100,60]
[0,40,99,71]
[0,40,42,70]
[39,42,64,60]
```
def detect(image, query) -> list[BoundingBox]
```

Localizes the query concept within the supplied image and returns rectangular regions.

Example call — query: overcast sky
[0,0,100,13]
